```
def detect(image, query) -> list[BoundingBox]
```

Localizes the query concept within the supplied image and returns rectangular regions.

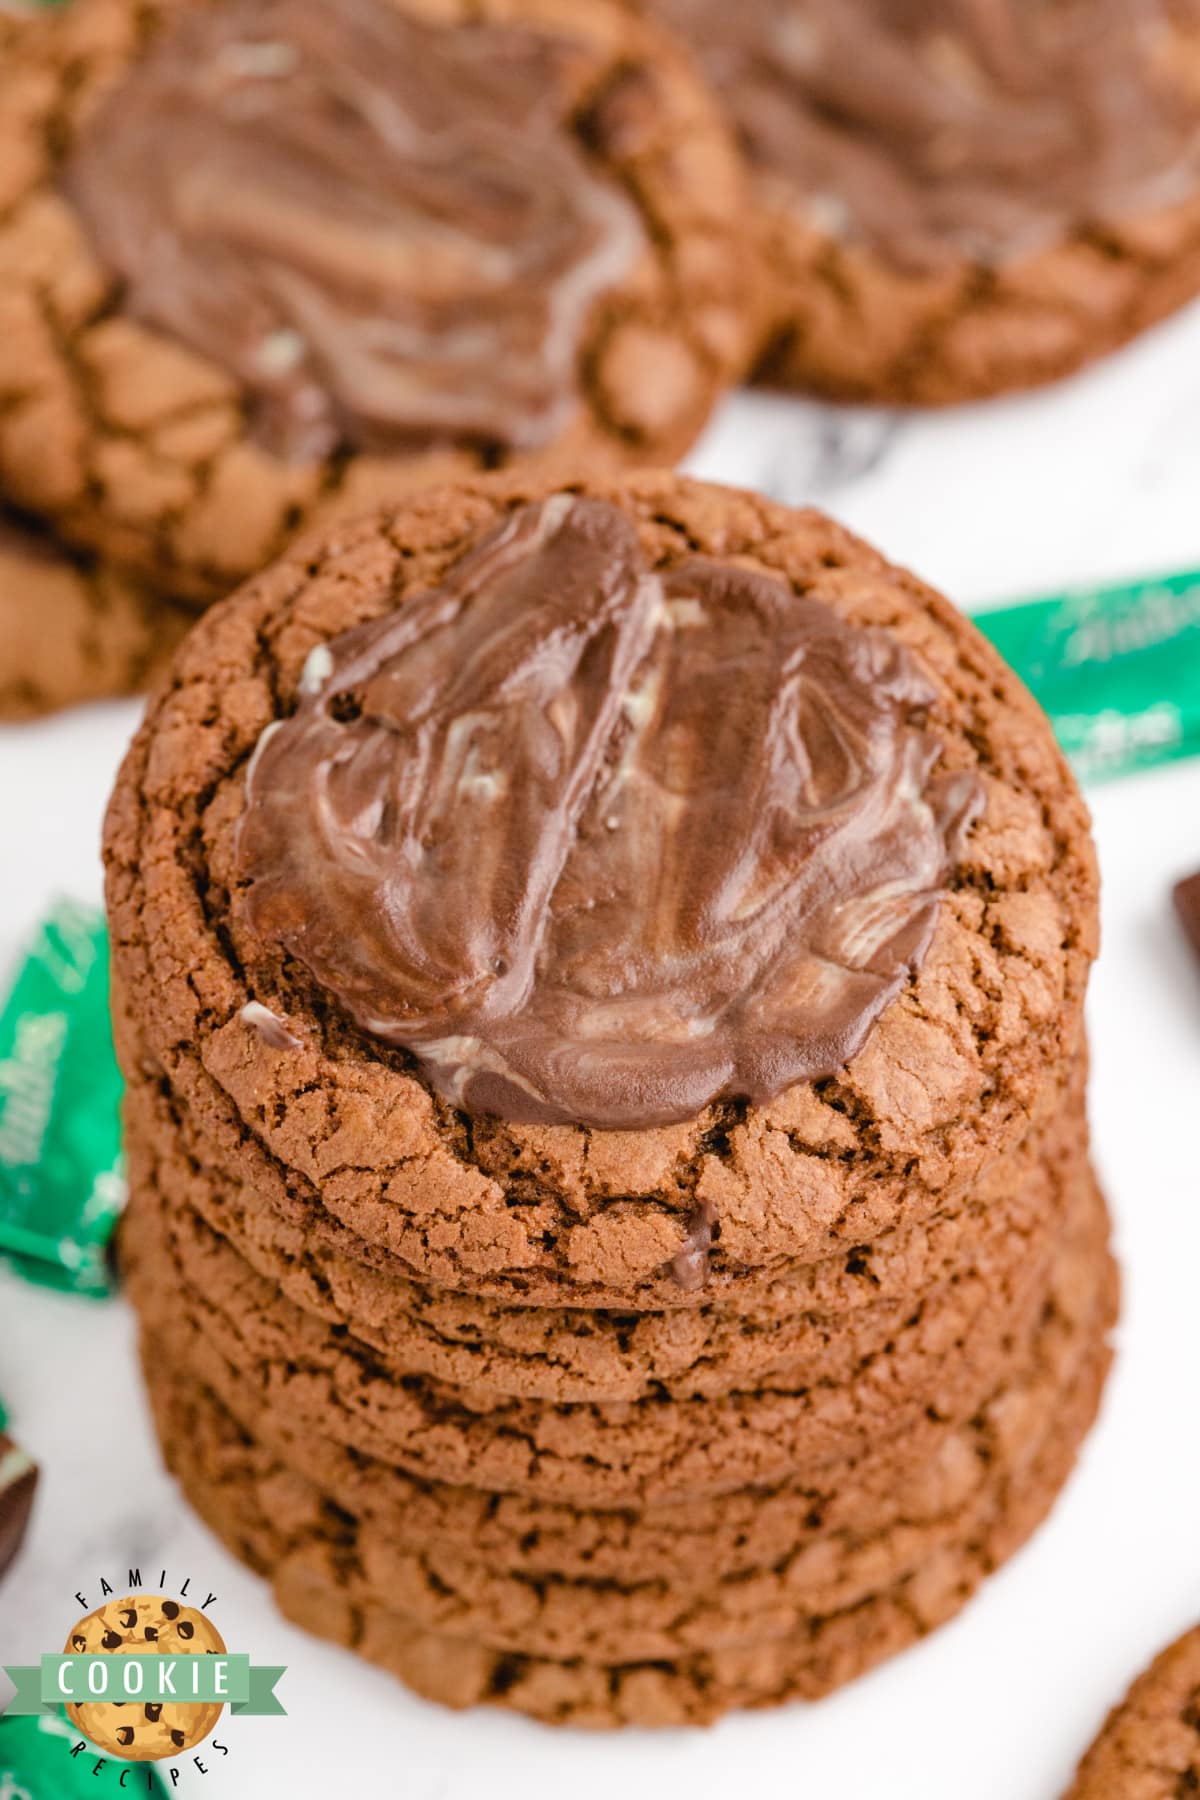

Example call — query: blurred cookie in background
[0,0,754,604]
[0,511,191,721]
[637,0,1200,403]
[1064,1625,1200,1798]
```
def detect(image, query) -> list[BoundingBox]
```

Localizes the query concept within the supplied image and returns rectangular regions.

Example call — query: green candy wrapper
[0,900,123,1296]
[0,1711,170,1795]
[976,567,1200,782]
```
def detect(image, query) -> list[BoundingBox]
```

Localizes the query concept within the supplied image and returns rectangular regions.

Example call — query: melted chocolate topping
[237,497,983,1129]
[64,0,643,459]
[646,0,1200,271]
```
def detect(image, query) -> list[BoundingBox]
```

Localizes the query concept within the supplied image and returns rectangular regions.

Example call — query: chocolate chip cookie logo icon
[3,1590,286,1770]
[62,1595,227,1762]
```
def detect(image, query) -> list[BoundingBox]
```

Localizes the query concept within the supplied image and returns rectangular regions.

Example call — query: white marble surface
[4,301,1200,1799]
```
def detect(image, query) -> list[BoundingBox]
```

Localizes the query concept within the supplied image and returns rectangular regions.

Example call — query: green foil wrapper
[976,568,1200,782]
[0,899,123,1296]
[0,1710,170,1794]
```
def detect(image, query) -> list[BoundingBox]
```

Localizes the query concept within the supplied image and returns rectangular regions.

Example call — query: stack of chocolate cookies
[107,471,1115,1726]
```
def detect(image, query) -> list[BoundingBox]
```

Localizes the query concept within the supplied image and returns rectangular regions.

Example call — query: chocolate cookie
[0,511,191,720]
[0,0,751,601]
[105,472,1097,1305]
[138,1158,1111,1595]
[154,1305,1104,1669]
[135,1175,1110,1667]
[0,1428,37,1581]
[285,1307,1109,1729]
[137,1205,1115,1722]
[122,1122,1101,1509]
[637,0,1200,404]
[123,1056,1087,1404]
[1064,1627,1200,1799]
[112,964,1087,1322]
[121,1115,1085,1507]
[63,1593,225,1759]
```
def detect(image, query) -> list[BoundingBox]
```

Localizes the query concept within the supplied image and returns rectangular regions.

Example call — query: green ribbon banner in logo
[3,1655,286,1717]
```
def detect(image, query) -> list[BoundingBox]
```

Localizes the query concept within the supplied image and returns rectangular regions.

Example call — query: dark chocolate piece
[0,1430,38,1581]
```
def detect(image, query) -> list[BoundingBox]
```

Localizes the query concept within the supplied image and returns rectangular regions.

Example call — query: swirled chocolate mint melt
[236,495,982,1129]
[62,0,644,462]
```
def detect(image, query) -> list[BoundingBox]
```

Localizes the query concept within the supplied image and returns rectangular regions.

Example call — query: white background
[4,301,1200,1797]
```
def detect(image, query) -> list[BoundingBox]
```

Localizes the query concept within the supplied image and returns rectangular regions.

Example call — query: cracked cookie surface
[136,1191,1115,1723]
[134,1210,1104,1591]
[0,0,750,600]
[122,1106,1092,1506]
[0,510,191,719]
[1065,1627,1200,1799]
[104,471,1098,1305]
[121,1052,1087,1404]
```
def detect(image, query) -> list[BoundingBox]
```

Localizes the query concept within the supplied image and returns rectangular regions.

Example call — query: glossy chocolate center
[65,0,643,459]
[236,497,983,1128]
[645,0,1200,270]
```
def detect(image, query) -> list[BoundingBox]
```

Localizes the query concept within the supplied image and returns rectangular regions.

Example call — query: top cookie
[103,471,1098,1304]
[0,0,750,601]
[640,0,1200,403]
